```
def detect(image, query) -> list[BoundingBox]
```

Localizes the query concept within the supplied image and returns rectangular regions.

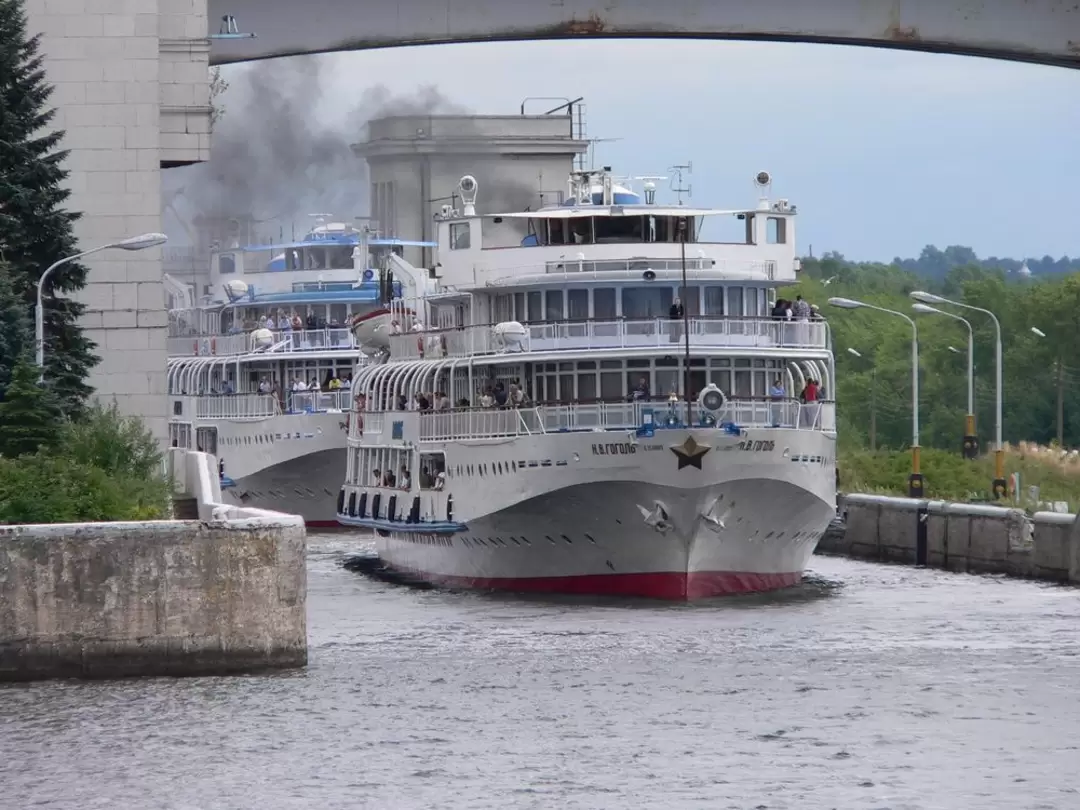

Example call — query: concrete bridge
[208,0,1080,69]
[19,0,1080,442]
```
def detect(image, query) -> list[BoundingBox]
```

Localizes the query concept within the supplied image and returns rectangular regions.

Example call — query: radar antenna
[634,176,668,206]
[669,162,692,206]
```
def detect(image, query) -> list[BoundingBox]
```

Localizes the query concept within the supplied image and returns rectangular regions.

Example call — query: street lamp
[36,233,168,381]
[912,303,977,459]
[910,291,1004,497]
[830,297,922,496]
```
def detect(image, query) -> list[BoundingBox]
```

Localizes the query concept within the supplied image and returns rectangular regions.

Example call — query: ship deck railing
[383,398,836,442]
[392,316,829,361]
[167,327,356,358]
[286,389,353,413]
[185,389,356,421]
[194,393,281,420]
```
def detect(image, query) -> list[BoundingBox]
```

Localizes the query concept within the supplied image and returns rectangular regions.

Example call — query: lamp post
[830,297,922,496]
[912,303,977,459]
[910,291,1004,497]
[36,233,168,382]
[847,346,877,451]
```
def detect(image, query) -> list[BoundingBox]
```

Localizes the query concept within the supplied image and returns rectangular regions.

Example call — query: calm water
[3,533,1080,810]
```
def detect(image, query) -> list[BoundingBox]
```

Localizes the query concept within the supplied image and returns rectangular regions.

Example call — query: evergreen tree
[0,0,97,418]
[0,259,30,401]
[0,356,62,457]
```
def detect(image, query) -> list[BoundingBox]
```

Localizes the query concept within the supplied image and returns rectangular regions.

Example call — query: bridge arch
[209,0,1080,69]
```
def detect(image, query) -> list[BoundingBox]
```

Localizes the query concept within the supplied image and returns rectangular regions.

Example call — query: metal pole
[679,218,691,426]
[910,321,922,496]
[36,257,73,382]
[36,244,113,382]
[989,312,1005,497]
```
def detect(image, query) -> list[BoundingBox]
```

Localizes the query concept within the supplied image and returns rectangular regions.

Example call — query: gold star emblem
[670,435,711,470]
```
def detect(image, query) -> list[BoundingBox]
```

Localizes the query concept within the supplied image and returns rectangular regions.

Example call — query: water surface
[2,533,1079,809]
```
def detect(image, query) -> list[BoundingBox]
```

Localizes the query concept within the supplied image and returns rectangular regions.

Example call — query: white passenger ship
[337,169,837,598]
[166,221,434,525]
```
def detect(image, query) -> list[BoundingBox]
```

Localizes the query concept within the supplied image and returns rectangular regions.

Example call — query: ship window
[527,291,543,324]
[594,216,643,244]
[600,371,622,400]
[567,289,588,320]
[545,290,564,321]
[746,287,761,317]
[656,368,679,398]
[513,292,526,320]
[728,287,744,317]
[219,254,236,275]
[621,286,673,319]
[577,373,596,401]
[677,286,700,316]
[594,288,616,319]
[767,217,787,244]
[450,223,471,250]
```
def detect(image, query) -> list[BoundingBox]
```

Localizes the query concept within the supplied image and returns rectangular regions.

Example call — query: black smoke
[163,55,469,240]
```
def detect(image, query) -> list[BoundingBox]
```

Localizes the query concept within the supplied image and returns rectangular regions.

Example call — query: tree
[0,356,62,457]
[0,0,97,418]
[0,259,30,401]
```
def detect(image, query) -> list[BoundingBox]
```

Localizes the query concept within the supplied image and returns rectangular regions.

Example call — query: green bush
[0,402,170,524]
[839,447,1080,510]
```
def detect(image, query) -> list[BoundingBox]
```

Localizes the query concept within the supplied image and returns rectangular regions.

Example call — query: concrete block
[1031,512,1073,582]
[44,58,105,83]
[0,515,307,681]
[136,281,164,309]
[41,0,88,19]
[137,309,169,328]
[133,13,158,36]
[102,14,136,36]
[99,309,138,329]
[122,36,160,60]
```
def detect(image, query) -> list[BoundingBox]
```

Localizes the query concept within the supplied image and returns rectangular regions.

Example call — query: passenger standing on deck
[669,297,684,343]
[769,377,785,428]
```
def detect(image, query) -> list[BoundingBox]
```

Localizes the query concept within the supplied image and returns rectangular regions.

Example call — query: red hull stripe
[387,568,802,600]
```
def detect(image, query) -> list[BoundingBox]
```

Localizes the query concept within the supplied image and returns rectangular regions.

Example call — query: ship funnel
[459,175,478,216]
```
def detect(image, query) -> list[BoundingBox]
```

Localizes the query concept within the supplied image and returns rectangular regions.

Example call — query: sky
[201,39,1080,262]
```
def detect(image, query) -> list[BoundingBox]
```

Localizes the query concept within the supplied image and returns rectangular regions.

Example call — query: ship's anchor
[637,500,673,534]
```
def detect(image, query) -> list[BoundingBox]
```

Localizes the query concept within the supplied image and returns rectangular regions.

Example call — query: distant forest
[811,245,1080,280]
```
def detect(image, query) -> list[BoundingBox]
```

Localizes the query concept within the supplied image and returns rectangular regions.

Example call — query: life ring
[193,339,198,354]
[210,337,216,355]
[417,335,424,358]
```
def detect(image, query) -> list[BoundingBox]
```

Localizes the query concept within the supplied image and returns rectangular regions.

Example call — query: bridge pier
[24,0,213,444]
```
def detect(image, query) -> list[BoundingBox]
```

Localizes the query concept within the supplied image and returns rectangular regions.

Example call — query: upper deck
[428,168,800,295]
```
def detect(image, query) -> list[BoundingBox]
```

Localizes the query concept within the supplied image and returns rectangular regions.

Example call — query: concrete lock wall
[0,451,307,682]
[819,494,1080,584]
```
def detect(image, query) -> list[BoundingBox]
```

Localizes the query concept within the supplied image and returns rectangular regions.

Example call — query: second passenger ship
[337,168,837,599]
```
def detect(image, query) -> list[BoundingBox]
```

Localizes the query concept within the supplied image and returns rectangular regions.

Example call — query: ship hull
[221,447,344,526]
[370,476,833,600]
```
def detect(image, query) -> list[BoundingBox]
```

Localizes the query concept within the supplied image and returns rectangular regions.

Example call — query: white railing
[168,327,357,358]
[409,400,835,442]
[194,394,281,420]
[287,389,354,413]
[389,317,828,360]
[418,407,546,441]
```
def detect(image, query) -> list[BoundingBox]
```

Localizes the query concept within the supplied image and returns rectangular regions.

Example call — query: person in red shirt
[802,379,819,403]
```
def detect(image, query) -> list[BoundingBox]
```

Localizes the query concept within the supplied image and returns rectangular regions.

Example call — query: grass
[838,443,1080,512]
